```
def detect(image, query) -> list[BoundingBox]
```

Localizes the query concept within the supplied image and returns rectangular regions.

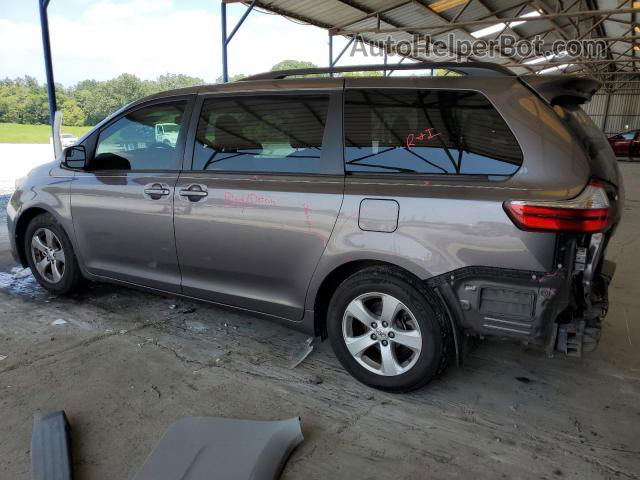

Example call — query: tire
[327,266,452,392]
[24,213,83,295]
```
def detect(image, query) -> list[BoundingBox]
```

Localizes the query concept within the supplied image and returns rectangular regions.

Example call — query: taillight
[504,180,611,233]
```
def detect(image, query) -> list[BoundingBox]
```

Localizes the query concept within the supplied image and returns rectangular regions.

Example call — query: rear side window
[193,95,329,173]
[343,89,523,176]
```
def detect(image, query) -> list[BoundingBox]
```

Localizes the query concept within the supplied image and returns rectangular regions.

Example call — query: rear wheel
[24,213,83,295]
[327,266,451,392]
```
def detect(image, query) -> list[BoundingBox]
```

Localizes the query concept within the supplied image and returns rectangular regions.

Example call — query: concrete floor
[0,164,639,480]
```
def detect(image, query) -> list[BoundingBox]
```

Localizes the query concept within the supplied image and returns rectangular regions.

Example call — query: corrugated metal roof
[250,0,640,93]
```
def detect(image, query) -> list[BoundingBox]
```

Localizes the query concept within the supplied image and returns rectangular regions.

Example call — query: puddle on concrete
[0,269,41,296]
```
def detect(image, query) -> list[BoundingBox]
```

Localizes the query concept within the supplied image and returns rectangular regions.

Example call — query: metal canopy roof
[245,0,640,93]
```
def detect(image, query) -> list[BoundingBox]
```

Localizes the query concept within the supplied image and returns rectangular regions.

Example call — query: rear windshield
[553,104,620,186]
[343,89,523,177]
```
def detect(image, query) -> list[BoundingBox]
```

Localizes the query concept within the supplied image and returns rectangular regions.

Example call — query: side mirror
[63,145,87,169]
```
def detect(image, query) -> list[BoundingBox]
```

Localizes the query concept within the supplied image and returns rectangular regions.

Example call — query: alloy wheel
[342,292,422,376]
[30,227,66,283]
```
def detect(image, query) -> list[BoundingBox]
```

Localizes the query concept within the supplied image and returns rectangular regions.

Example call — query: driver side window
[93,101,187,171]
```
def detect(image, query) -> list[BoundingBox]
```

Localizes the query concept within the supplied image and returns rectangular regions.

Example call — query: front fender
[10,163,80,269]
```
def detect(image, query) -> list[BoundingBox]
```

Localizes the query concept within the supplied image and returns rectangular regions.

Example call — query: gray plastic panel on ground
[133,417,304,480]
[31,411,73,480]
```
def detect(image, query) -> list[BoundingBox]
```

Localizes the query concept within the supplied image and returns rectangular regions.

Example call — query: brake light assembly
[504,180,612,233]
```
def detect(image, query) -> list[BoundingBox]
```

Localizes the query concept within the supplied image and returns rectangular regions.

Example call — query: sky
[0,0,400,86]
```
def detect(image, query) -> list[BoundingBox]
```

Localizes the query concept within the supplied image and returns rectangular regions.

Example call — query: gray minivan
[7,63,622,391]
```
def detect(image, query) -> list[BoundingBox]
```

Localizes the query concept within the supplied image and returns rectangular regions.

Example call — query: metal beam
[386,56,407,76]
[331,0,411,32]
[332,35,357,67]
[335,8,640,34]
[329,32,334,77]
[38,0,56,133]
[221,2,228,83]
[221,0,256,83]
[465,0,535,74]
[514,59,640,67]
[602,92,611,131]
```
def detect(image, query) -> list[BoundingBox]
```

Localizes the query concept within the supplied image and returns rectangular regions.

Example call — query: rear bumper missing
[430,266,573,348]
[430,255,615,358]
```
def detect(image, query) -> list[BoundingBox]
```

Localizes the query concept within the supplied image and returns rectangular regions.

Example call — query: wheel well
[313,260,417,338]
[14,208,48,266]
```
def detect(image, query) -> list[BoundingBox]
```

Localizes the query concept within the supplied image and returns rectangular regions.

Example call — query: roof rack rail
[242,61,514,81]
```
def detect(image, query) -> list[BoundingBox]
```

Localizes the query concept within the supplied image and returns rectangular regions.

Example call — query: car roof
[131,74,520,108]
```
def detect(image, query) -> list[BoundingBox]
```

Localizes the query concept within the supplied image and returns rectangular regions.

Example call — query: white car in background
[60,133,78,148]
[155,122,179,146]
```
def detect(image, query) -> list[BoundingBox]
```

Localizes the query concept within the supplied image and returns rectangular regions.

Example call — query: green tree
[61,98,85,126]
[0,71,264,127]
[155,73,205,91]
[342,70,383,77]
[270,60,317,71]
[215,73,246,83]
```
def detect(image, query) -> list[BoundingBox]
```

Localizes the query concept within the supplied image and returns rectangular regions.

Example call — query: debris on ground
[181,307,196,314]
[119,330,127,335]
[248,355,265,365]
[303,374,323,385]
[151,385,161,398]
[516,376,533,384]
[10,267,32,279]
[51,319,67,326]
[184,320,208,333]
[169,304,177,310]
[289,337,315,369]
[0,355,7,361]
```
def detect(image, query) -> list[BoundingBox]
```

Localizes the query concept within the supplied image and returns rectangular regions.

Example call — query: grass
[0,123,93,144]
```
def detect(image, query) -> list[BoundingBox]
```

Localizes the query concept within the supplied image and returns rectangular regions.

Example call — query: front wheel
[24,213,83,295]
[327,266,451,392]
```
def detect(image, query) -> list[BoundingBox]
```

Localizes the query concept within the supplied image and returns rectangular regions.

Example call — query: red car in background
[608,130,640,158]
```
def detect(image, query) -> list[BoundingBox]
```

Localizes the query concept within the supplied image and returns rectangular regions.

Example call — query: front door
[71,97,193,292]
[174,91,344,320]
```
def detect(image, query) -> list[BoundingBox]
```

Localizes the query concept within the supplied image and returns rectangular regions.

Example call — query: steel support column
[384,50,387,76]
[329,34,356,78]
[386,56,406,76]
[329,32,334,78]
[221,0,256,83]
[38,0,56,133]
[603,92,612,133]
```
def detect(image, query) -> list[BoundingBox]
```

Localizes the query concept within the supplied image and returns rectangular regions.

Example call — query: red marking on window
[425,127,441,140]
[423,180,431,186]
[406,127,440,149]
[406,133,415,150]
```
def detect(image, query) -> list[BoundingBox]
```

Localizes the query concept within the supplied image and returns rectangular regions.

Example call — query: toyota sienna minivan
[7,63,623,392]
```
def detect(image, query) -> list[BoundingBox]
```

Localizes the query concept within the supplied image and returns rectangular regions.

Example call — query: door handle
[144,187,171,196]
[144,183,171,200]
[179,184,208,201]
